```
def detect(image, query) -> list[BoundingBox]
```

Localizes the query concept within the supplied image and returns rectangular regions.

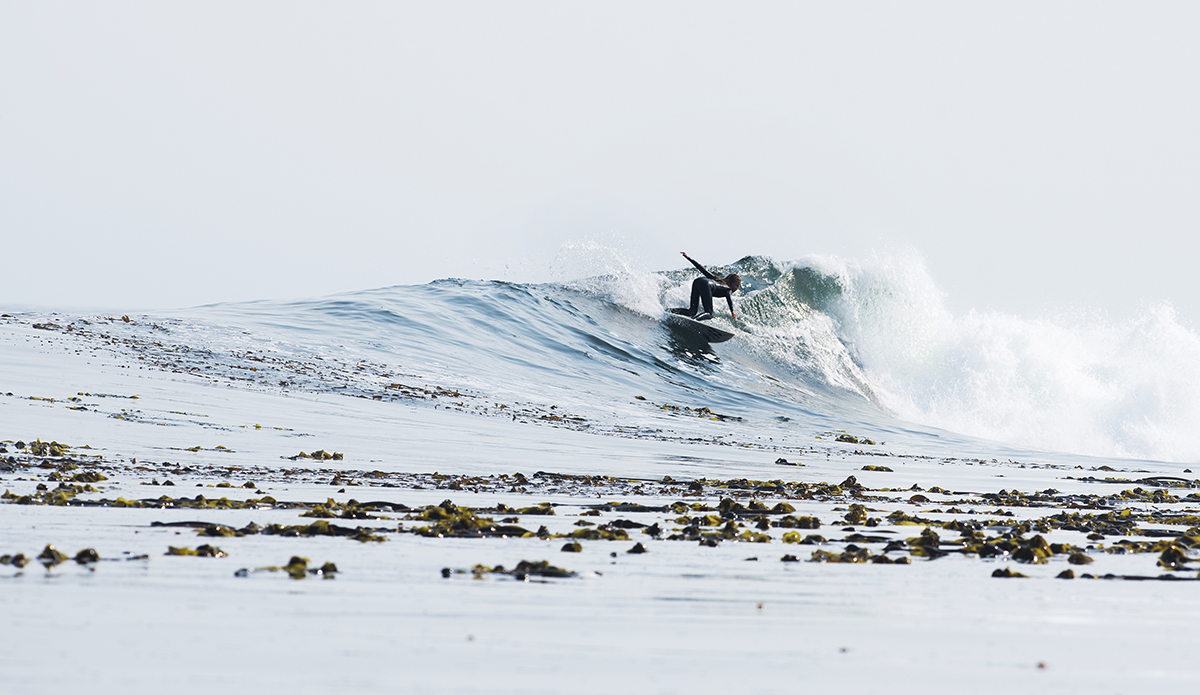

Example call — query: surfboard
[664,310,735,343]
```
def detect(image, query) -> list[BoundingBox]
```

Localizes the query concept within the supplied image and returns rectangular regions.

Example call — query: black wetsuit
[675,257,734,320]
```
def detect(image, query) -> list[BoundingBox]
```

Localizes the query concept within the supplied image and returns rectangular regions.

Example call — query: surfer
[675,251,740,321]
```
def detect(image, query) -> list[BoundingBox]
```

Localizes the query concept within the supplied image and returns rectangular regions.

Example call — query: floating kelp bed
[7,451,1200,581]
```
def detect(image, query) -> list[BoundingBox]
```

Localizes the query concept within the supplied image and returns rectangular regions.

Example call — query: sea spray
[554,239,666,318]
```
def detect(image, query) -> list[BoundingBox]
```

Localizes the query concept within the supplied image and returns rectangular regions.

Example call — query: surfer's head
[725,274,742,291]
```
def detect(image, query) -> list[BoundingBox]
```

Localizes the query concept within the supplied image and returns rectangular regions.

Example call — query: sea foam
[795,253,1200,462]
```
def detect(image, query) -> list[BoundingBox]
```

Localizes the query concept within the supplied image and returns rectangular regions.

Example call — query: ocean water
[186,252,1200,465]
[3,253,1200,694]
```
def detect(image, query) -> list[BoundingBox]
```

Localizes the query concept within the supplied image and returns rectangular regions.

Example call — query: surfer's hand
[680,251,689,259]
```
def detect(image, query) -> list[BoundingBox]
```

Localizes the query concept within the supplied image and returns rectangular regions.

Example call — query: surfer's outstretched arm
[726,295,737,321]
[680,251,719,281]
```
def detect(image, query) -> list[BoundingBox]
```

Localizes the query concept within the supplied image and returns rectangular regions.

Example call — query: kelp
[442,560,577,581]
[234,556,338,580]
[166,544,227,557]
[407,499,532,539]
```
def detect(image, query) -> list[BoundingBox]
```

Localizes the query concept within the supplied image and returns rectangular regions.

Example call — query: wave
[186,251,1200,463]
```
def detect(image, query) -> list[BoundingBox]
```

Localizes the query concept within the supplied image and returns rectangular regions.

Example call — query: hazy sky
[3,2,1198,324]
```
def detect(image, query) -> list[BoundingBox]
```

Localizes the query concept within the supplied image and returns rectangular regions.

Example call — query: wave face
[189,253,1200,463]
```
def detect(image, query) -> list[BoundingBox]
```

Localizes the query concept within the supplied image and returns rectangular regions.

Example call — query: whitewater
[3,252,1200,694]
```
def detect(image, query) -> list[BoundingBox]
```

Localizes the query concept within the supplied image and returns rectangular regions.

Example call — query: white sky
[2,2,1198,324]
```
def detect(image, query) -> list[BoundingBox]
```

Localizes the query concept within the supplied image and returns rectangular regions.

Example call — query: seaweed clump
[37,544,69,567]
[809,545,911,564]
[259,520,388,543]
[564,524,631,541]
[287,450,344,461]
[166,544,228,557]
[773,515,821,529]
[234,556,338,579]
[407,500,532,538]
[445,560,578,581]
[1,553,30,568]
[300,498,399,520]
[2,482,101,506]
